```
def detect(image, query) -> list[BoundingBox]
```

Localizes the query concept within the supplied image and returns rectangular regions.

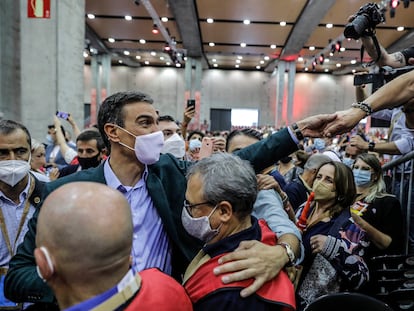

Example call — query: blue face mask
[353,169,372,187]
[342,157,355,168]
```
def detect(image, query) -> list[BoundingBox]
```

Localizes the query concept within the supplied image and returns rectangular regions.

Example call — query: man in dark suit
[5,91,335,308]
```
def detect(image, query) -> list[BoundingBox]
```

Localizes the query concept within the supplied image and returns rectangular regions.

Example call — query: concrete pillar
[287,61,296,124]
[0,0,85,140]
[275,61,286,128]
[184,57,202,129]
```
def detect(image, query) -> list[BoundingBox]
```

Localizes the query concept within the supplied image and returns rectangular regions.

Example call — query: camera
[344,3,385,40]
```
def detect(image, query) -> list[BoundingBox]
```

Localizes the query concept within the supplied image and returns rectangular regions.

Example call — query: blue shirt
[104,160,172,275]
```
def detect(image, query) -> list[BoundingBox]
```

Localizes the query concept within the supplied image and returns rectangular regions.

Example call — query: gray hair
[304,153,332,171]
[187,153,257,219]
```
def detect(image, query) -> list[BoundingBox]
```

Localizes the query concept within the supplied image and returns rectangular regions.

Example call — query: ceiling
[85,0,414,74]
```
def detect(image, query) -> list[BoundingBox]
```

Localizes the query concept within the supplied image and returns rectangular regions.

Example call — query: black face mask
[78,154,101,169]
[280,156,292,164]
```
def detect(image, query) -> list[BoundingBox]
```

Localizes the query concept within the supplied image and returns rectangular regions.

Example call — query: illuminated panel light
[336,63,341,68]
[150,51,157,56]
[350,59,357,64]
[125,15,132,21]
[176,63,181,67]
[236,59,241,64]
[324,68,329,72]
[161,17,168,22]
[260,60,264,64]
[270,44,277,49]
[209,42,215,47]
[123,51,130,56]
[118,60,123,64]
[207,18,214,23]
[340,47,346,52]
[213,63,218,67]
[309,46,315,51]
[256,66,261,70]
[144,61,150,65]
[212,58,217,62]
[326,23,333,28]
[264,56,270,61]
[243,20,250,25]
[238,56,243,60]
[108,38,115,43]
[166,62,171,66]
[397,26,405,31]
[280,21,286,26]
[139,39,146,44]
[87,14,95,19]
[240,43,247,47]
[136,55,141,60]
[235,64,239,68]
[298,57,304,62]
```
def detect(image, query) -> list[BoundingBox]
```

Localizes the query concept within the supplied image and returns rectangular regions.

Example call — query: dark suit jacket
[58,164,80,178]
[5,128,298,305]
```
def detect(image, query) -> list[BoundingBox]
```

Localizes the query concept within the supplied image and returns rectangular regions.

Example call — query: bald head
[36,182,132,274]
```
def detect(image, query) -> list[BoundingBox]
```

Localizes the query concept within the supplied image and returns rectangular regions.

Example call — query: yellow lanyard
[0,175,35,256]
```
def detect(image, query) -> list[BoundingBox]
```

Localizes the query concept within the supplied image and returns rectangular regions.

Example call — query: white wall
[84,65,357,128]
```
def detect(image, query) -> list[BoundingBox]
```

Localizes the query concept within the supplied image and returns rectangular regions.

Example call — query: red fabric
[125,268,193,311]
[185,220,296,311]
[297,191,314,231]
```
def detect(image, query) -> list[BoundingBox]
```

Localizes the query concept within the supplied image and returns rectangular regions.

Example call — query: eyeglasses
[183,199,212,215]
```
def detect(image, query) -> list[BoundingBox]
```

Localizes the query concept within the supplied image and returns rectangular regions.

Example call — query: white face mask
[117,127,164,165]
[161,133,185,158]
[181,205,221,242]
[0,159,31,187]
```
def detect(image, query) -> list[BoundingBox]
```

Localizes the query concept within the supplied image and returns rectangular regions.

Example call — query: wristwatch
[368,141,375,152]
[277,242,296,266]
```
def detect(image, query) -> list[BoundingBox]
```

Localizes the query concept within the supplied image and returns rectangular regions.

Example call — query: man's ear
[217,201,232,223]
[34,247,55,281]
[104,123,120,143]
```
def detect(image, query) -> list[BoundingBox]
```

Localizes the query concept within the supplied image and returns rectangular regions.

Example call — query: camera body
[344,2,385,40]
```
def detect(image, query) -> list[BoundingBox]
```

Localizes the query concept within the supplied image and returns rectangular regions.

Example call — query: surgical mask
[181,205,221,242]
[117,127,164,165]
[0,159,31,187]
[189,139,202,151]
[353,169,372,187]
[161,133,185,158]
[45,134,53,145]
[78,153,101,169]
[312,180,336,201]
[342,157,355,168]
[314,138,326,152]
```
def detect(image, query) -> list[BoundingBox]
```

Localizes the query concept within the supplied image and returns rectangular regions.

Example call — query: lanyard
[0,174,35,256]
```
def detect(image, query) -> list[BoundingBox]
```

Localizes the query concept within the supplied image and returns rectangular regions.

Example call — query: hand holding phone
[187,99,196,110]
[56,111,69,120]
[199,137,213,159]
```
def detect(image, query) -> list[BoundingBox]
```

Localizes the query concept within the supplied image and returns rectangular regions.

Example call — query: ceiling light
[318,54,325,64]
[152,24,159,34]
[329,52,334,57]
[213,63,218,67]
[118,60,123,64]
[123,51,130,56]
[243,20,250,25]
[351,59,357,64]
[340,47,345,52]
[235,64,239,68]
[264,56,270,61]
[256,66,261,70]
[161,17,168,22]
[207,18,214,23]
[209,42,215,47]
[108,38,115,43]
[176,63,181,67]
[139,39,146,44]
[144,61,150,65]
[238,56,243,60]
[236,59,241,64]
[212,59,216,62]
[352,69,356,73]
[324,68,329,72]
[304,67,309,72]
[87,14,95,19]
[270,44,277,49]
[184,57,187,61]
[326,23,333,29]
[136,55,141,59]
[125,15,132,21]
[397,26,405,31]
[166,62,171,66]
[309,46,315,51]
[240,42,247,47]
[160,56,164,60]
[280,21,286,26]
[151,51,157,56]
[164,43,171,52]
[298,56,304,62]
[336,63,341,68]
[260,60,265,64]
[83,51,89,58]
[324,58,330,63]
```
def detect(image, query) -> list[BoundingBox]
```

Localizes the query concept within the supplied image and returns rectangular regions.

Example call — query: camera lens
[344,14,370,39]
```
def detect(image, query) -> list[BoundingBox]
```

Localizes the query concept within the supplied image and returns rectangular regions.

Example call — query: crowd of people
[1,6,414,311]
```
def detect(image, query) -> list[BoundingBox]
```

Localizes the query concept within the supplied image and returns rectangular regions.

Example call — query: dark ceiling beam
[265,0,336,72]
[168,0,203,58]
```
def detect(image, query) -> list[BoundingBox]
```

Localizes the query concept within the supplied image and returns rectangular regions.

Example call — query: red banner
[28,0,50,18]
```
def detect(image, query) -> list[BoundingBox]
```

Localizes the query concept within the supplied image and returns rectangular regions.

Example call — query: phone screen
[56,111,69,120]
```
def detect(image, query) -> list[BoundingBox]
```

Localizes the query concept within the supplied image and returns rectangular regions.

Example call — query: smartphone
[199,137,213,159]
[187,99,196,110]
[56,111,69,120]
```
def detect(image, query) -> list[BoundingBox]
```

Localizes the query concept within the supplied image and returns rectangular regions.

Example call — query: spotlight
[164,43,171,52]
[312,59,317,71]
[335,41,341,52]
[318,54,325,65]
[152,24,159,34]
[391,0,399,9]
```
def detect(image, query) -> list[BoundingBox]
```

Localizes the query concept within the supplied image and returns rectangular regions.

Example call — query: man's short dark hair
[158,115,176,123]
[76,130,105,152]
[0,120,31,148]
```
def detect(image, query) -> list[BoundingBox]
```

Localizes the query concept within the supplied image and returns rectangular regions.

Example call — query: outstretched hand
[213,240,286,297]
[296,113,337,138]
[322,108,366,137]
